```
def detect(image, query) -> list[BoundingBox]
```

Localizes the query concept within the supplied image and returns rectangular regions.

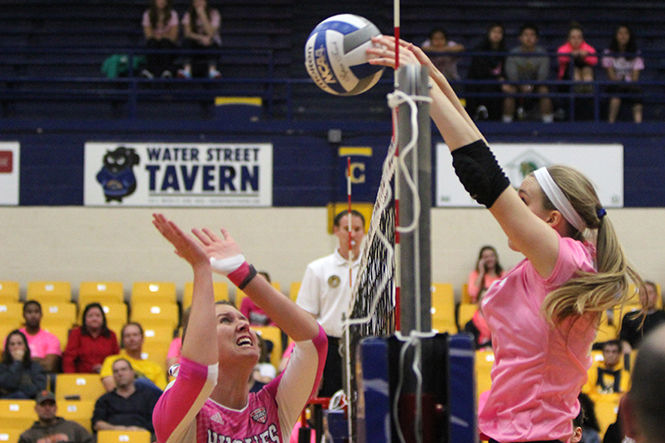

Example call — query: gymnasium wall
[1,207,663,302]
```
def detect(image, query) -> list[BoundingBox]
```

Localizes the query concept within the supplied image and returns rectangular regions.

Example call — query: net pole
[393,0,401,331]
[347,156,353,286]
[396,64,432,334]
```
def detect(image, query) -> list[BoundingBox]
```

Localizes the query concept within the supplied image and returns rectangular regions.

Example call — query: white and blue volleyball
[304,14,384,96]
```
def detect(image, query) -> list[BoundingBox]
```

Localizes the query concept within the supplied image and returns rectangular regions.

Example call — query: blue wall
[4,120,664,207]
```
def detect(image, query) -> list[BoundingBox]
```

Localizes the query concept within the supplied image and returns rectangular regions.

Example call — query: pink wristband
[227,262,257,289]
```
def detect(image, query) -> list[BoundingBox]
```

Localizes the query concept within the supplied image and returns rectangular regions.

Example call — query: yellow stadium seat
[0,399,37,432]
[461,283,471,304]
[475,350,495,403]
[252,325,283,368]
[78,281,124,306]
[594,322,617,344]
[59,400,95,432]
[56,374,105,402]
[43,324,71,351]
[97,430,151,443]
[183,281,230,310]
[26,281,71,303]
[431,283,455,332]
[0,281,20,303]
[236,282,283,308]
[289,282,301,302]
[143,325,175,347]
[594,396,620,437]
[131,282,176,306]
[0,428,23,443]
[140,342,169,373]
[130,302,179,330]
[0,302,23,329]
[40,301,77,328]
[457,303,479,330]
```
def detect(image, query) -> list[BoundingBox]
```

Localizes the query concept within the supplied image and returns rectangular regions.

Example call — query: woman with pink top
[141,0,179,79]
[467,245,504,303]
[369,36,641,443]
[557,23,598,87]
[178,0,222,79]
[151,214,326,442]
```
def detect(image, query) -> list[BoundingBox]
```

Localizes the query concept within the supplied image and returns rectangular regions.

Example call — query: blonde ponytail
[536,166,643,323]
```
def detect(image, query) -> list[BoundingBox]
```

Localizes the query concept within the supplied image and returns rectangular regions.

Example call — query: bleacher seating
[1,0,665,121]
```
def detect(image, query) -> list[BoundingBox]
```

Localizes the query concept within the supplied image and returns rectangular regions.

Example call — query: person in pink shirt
[151,214,326,442]
[467,245,505,303]
[19,300,61,373]
[557,23,598,84]
[369,37,641,443]
[178,0,222,79]
[141,0,180,79]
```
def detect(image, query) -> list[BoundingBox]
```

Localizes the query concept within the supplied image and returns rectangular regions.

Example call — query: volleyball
[304,14,385,96]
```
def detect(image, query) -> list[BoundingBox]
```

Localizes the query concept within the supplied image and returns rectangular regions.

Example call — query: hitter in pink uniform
[151,214,327,443]
[369,38,641,442]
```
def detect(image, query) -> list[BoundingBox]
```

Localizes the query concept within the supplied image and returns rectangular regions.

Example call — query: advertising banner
[84,142,272,206]
[0,142,19,205]
[436,143,624,207]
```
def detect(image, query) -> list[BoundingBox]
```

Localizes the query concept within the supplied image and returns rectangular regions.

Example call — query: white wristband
[209,254,246,275]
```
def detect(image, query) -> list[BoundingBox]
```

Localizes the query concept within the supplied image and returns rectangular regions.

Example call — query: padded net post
[396,64,432,334]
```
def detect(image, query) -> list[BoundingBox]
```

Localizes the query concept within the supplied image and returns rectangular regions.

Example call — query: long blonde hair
[537,165,643,323]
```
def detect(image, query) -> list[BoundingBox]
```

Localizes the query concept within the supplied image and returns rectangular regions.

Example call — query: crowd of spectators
[422,21,645,123]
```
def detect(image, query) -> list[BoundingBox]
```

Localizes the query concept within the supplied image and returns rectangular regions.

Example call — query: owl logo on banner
[96,146,141,202]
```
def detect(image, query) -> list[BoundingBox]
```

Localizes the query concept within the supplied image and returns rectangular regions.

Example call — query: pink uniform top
[478,235,598,442]
[19,327,61,358]
[167,336,182,360]
[153,326,327,442]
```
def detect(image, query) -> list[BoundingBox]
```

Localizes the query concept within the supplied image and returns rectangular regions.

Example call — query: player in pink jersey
[368,37,641,442]
[151,214,327,443]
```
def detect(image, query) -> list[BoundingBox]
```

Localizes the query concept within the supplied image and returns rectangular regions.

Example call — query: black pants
[146,38,177,75]
[319,336,342,397]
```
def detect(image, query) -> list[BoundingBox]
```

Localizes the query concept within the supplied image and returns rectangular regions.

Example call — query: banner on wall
[0,142,19,205]
[436,143,624,207]
[84,142,272,206]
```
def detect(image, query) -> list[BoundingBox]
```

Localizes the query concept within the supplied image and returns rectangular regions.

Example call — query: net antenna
[342,64,432,441]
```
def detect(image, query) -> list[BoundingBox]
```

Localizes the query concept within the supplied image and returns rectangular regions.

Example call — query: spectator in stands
[503,23,554,123]
[63,302,119,374]
[583,340,630,403]
[602,397,629,443]
[0,330,46,399]
[602,24,644,123]
[557,22,598,92]
[620,280,665,355]
[165,306,190,372]
[252,333,276,386]
[421,28,464,89]
[296,209,365,397]
[18,300,61,373]
[92,358,160,435]
[142,0,180,79]
[467,245,504,303]
[622,324,665,443]
[18,390,94,443]
[466,23,507,121]
[99,322,166,392]
[178,0,222,79]
[240,271,277,326]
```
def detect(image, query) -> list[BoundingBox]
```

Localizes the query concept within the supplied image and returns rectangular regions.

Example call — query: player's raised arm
[152,213,218,366]
[193,227,321,342]
[368,36,559,276]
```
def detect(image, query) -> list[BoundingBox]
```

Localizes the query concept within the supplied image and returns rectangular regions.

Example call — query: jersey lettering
[207,424,279,443]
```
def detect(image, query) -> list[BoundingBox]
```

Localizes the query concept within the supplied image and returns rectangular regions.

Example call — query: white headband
[533,167,586,232]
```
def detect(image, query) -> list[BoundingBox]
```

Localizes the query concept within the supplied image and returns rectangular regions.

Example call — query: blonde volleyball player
[368,37,641,443]
[151,214,326,442]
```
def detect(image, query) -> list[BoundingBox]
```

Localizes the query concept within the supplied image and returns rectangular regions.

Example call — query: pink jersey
[153,326,327,442]
[19,327,61,358]
[478,235,598,442]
